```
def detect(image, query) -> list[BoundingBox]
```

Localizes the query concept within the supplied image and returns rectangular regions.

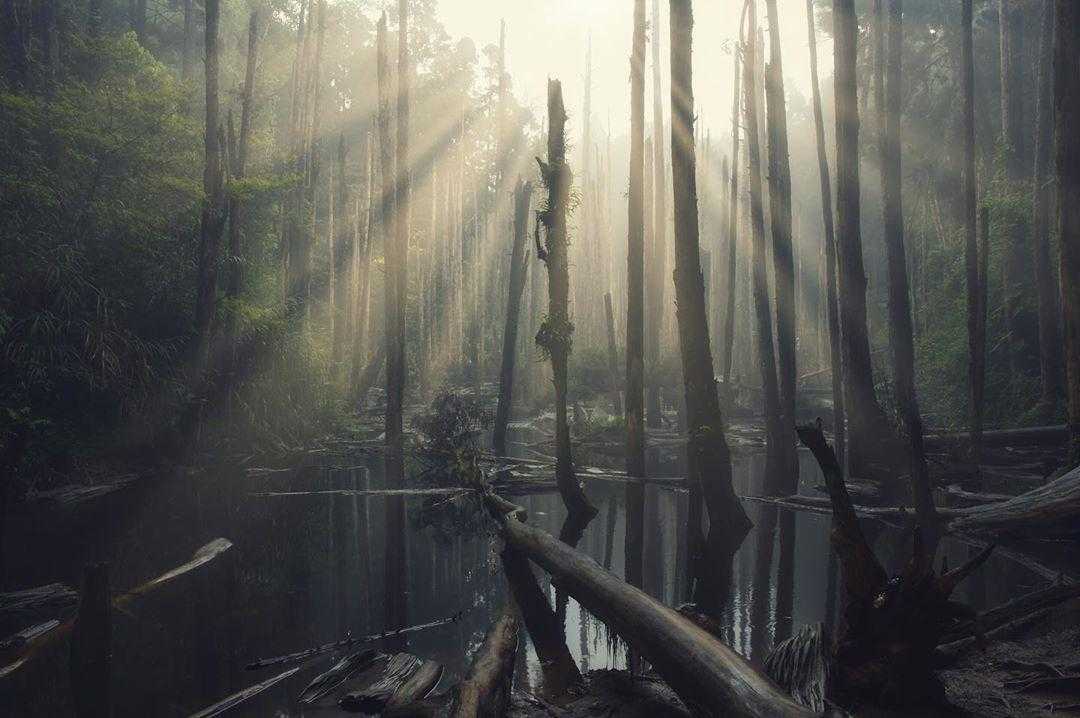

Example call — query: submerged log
[449,603,519,717]
[484,490,812,717]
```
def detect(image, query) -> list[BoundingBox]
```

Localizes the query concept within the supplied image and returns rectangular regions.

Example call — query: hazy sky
[436,0,835,144]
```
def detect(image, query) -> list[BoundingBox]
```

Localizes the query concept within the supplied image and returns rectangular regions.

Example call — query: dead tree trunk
[960,0,985,462]
[332,134,352,376]
[833,0,888,479]
[448,603,518,718]
[646,0,668,429]
[764,0,799,492]
[1056,0,1080,470]
[670,0,750,544]
[493,180,534,455]
[744,6,785,493]
[1031,0,1062,422]
[386,0,410,450]
[351,133,374,397]
[604,293,624,417]
[627,0,647,481]
[722,1,749,399]
[195,0,226,366]
[807,0,845,468]
[536,80,595,517]
[881,0,937,544]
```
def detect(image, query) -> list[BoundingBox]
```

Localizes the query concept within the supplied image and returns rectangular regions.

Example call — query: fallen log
[449,603,519,717]
[0,583,77,631]
[948,463,1080,538]
[189,665,301,717]
[245,611,465,670]
[924,425,1068,449]
[483,490,812,717]
[298,649,381,706]
[337,652,441,713]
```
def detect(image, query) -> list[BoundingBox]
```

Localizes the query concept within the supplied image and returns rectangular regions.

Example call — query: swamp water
[2,441,1052,716]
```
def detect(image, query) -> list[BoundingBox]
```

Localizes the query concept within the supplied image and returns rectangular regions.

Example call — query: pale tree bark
[1031,0,1062,421]
[536,80,595,517]
[721,0,748,396]
[881,0,937,545]
[807,0,845,468]
[764,0,799,492]
[1055,0,1080,469]
[669,0,750,545]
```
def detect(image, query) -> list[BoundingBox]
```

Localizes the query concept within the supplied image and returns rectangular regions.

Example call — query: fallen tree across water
[482,489,813,718]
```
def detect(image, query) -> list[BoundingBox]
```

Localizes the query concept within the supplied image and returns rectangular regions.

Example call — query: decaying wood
[0,619,60,653]
[115,538,233,608]
[764,623,829,714]
[449,603,519,717]
[924,425,1068,450]
[190,665,302,717]
[385,659,443,711]
[338,652,429,712]
[484,490,812,717]
[948,463,1080,538]
[299,648,382,706]
[0,583,77,629]
[245,612,464,670]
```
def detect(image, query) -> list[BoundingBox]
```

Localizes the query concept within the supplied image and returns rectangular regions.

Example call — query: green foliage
[535,313,573,361]
[412,390,492,484]
[569,346,618,402]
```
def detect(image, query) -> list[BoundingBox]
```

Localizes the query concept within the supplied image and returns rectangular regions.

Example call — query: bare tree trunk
[332,134,352,377]
[351,134,374,397]
[764,0,799,492]
[961,0,985,461]
[627,0,647,481]
[834,0,886,479]
[882,0,937,545]
[646,0,668,429]
[601,292,624,417]
[493,180,534,455]
[181,0,193,81]
[536,80,595,517]
[130,0,147,43]
[807,0,845,468]
[722,3,748,397]
[195,0,226,366]
[1031,0,1062,422]
[744,6,785,492]
[669,0,750,545]
[1055,0,1080,469]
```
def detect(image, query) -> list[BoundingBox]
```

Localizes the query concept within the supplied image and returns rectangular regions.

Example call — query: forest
[1,0,1079,715]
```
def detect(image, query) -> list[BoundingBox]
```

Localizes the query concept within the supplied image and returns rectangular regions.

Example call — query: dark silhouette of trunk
[195,0,226,366]
[744,6,784,493]
[669,0,750,545]
[2,0,28,90]
[961,0,985,461]
[881,0,937,546]
[627,0,647,481]
[834,0,885,479]
[35,0,59,93]
[604,293,624,416]
[70,564,111,718]
[646,0,667,429]
[181,0,194,81]
[807,0,845,467]
[999,0,1036,382]
[722,3,748,395]
[1031,0,1062,421]
[1055,0,1080,469]
[331,134,352,374]
[130,0,147,43]
[764,0,798,492]
[351,134,374,397]
[493,180,534,455]
[536,80,595,517]
[225,10,259,309]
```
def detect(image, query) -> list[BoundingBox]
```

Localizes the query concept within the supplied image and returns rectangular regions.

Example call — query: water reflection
[1,447,1058,715]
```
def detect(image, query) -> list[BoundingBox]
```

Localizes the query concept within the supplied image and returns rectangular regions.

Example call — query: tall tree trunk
[721,0,748,396]
[1055,0,1080,469]
[628,0,645,481]
[882,0,937,544]
[807,0,845,468]
[999,0,1036,383]
[961,0,985,461]
[351,133,375,397]
[493,180,534,455]
[646,0,668,429]
[181,0,193,81]
[332,134,352,377]
[669,0,750,546]
[834,0,886,479]
[604,293,624,416]
[1031,0,1062,421]
[744,5,785,493]
[195,0,226,366]
[225,10,258,308]
[764,0,798,493]
[536,80,595,517]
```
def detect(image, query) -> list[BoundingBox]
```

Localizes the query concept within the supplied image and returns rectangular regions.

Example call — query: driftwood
[484,490,812,717]
[189,665,301,717]
[948,463,1080,538]
[450,603,519,717]
[245,612,464,670]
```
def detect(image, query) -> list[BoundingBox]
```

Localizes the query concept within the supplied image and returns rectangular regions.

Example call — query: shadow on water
[0,443,1062,714]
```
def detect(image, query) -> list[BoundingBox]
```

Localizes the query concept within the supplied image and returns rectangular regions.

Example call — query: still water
[1,443,1052,716]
